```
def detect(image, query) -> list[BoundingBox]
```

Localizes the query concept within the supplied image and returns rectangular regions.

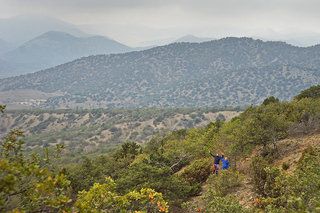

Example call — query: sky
[1,0,320,46]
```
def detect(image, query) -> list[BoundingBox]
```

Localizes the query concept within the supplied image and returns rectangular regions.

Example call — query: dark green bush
[179,158,211,185]
[282,162,289,170]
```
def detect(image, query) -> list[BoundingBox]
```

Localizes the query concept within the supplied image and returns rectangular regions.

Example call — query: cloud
[1,0,320,32]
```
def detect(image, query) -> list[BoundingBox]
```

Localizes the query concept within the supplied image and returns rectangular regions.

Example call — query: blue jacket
[219,156,229,169]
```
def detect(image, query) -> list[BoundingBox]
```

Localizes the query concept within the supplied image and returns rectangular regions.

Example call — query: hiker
[209,151,224,175]
[219,153,229,170]
[211,163,216,174]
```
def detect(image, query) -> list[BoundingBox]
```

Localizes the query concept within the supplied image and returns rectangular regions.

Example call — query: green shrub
[182,189,247,213]
[282,162,290,170]
[250,155,282,198]
[298,143,317,164]
[250,155,280,197]
[263,166,282,198]
[258,147,320,212]
[179,158,211,185]
[207,169,245,197]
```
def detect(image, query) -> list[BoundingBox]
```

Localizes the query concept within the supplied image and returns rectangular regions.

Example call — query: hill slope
[0,107,240,153]
[1,37,320,109]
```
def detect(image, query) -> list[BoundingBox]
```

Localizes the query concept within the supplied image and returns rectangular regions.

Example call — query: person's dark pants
[214,164,219,175]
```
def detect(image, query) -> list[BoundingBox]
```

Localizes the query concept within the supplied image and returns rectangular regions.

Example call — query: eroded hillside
[0,107,240,153]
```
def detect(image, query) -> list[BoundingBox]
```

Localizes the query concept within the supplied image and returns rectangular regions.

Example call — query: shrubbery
[182,189,247,213]
[249,155,282,198]
[179,158,212,185]
[207,169,245,197]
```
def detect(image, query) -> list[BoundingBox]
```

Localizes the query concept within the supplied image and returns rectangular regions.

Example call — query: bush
[75,177,168,212]
[250,156,282,198]
[179,158,212,185]
[258,146,320,212]
[297,143,317,165]
[207,169,245,197]
[282,162,289,170]
[182,190,247,213]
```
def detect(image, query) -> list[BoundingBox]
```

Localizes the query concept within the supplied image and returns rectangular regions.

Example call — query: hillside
[1,37,320,109]
[187,132,320,211]
[0,107,241,154]
[0,38,15,55]
[1,88,320,212]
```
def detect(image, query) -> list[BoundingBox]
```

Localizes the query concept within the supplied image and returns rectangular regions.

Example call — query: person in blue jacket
[219,153,229,170]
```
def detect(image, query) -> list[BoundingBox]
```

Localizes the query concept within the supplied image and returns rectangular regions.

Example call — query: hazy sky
[1,0,320,32]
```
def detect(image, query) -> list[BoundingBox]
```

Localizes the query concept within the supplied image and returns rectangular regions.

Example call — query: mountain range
[1,37,319,109]
[0,31,135,76]
[2,14,320,79]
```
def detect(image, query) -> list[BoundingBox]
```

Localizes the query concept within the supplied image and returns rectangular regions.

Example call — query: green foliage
[1,107,240,158]
[257,147,320,212]
[0,128,71,212]
[114,141,141,160]
[297,143,316,165]
[0,105,5,113]
[115,161,200,206]
[234,103,290,157]
[262,96,280,106]
[250,155,271,197]
[294,84,320,101]
[179,158,212,185]
[182,189,247,213]
[2,87,320,212]
[281,162,290,171]
[207,169,245,197]
[262,166,282,198]
[75,177,168,213]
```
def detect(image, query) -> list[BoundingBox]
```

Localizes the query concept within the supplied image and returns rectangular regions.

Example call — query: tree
[262,96,280,106]
[114,141,141,160]
[233,104,289,157]
[0,105,71,212]
[294,84,320,101]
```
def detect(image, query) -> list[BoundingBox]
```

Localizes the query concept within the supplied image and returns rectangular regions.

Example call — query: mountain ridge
[1,37,320,109]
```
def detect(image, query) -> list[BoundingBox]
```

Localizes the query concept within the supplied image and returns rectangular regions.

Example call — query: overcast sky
[1,0,320,47]
[1,0,319,31]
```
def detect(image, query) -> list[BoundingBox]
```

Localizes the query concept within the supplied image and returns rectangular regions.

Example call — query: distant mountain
[1,31,135,75]
[0,37,320,109]
[174,35,215,43]
[0,59,16,79]
[0,14,88,46]
[0,38,15,55]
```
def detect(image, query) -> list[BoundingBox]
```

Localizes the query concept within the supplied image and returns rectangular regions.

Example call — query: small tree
[262,96,280,106]
[0,105,71,212]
